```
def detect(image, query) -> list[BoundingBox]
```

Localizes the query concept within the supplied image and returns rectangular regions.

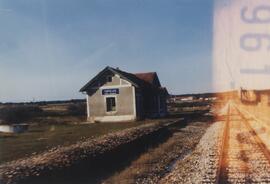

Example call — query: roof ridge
[80,66,163,92]
[133,72,156,74]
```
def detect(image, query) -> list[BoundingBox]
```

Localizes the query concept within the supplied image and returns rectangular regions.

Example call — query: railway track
[213,104,270,183]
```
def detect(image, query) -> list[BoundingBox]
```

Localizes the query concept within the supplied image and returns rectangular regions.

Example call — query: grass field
[0,121,152,164]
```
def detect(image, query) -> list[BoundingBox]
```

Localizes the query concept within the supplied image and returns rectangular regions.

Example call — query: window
[107,76,112,82]
[106,97,116,112]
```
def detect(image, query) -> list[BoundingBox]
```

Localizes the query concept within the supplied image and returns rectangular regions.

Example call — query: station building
[80,66,168,123]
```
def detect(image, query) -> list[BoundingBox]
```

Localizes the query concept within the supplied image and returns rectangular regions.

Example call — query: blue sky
[0,0,213,102]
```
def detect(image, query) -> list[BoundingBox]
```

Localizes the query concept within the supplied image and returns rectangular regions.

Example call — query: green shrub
[0,105,43,124]
[67,103,86,116]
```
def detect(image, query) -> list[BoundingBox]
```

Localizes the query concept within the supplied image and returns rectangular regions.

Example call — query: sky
[0,0,213,102]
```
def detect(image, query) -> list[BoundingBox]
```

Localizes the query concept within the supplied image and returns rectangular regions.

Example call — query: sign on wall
[102,88,119,95]
[213,0,270,91]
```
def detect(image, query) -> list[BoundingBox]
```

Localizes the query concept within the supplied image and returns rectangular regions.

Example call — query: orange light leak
[213,0,270,121]
[201,2,270,182]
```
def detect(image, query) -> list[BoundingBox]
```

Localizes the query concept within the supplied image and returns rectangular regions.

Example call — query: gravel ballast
[161,121,225,184]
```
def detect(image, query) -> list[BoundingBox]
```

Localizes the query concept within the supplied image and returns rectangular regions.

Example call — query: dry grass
[0,102,87,125]
[0,105,43,124]
[103,122,210,184]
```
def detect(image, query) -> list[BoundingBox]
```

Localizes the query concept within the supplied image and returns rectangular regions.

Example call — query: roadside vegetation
[66,103,86,116]
[0,101,86,125]
[0,105,43,124]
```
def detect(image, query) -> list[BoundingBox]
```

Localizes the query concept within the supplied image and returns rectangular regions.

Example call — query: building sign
[102,88,119,95]
[213,0,270,91]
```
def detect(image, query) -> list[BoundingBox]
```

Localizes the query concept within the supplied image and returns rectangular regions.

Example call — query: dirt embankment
[104,121,211,184]
[0,120,179,184]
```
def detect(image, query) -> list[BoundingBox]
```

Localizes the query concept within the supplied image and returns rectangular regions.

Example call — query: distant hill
[170,90,238,99]
[0,99,86,106]
[0,91,239,105]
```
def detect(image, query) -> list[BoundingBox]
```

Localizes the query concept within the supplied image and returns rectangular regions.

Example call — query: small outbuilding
[80,66,169,123]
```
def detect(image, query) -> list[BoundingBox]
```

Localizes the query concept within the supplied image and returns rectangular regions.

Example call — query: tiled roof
[134,72,156,85]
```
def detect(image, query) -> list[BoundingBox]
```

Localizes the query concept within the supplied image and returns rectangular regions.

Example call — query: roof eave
[79,66,139,92]
[109,67,140,87]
